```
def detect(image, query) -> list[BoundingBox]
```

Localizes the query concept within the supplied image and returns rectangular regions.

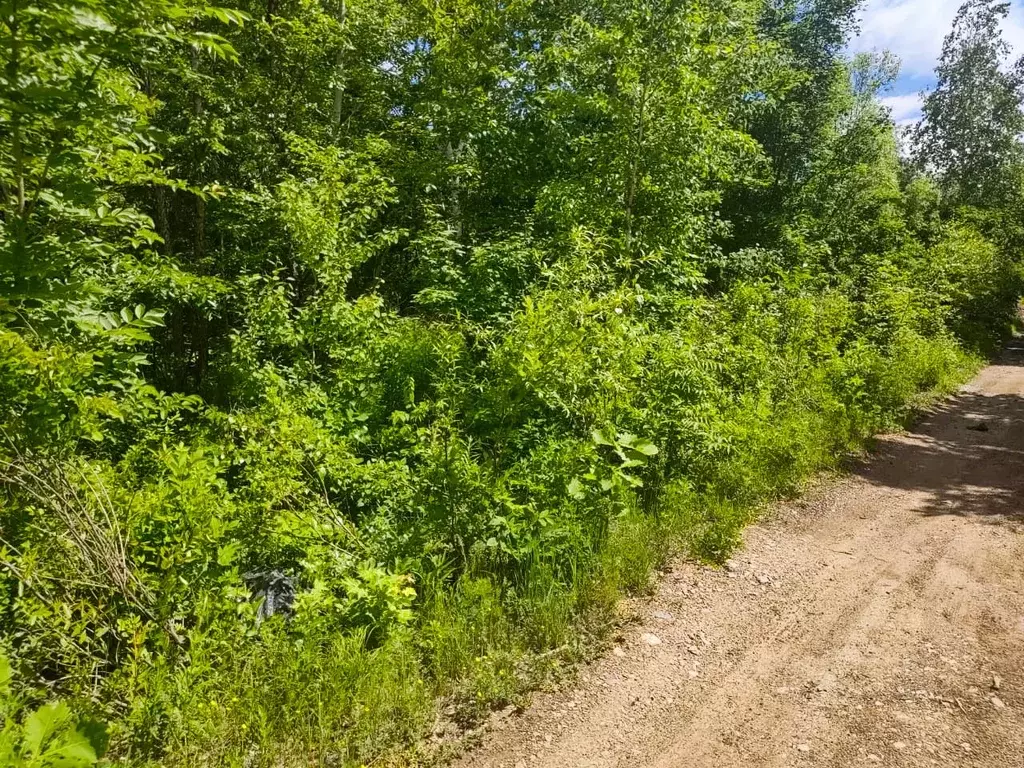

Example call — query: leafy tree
[916,0,1024,207]
[799,52,906,268]
[0,0,243,300]
[722,0,862,256]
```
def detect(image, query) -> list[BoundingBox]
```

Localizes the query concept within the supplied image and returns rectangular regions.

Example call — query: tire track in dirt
[456,343,1024,768]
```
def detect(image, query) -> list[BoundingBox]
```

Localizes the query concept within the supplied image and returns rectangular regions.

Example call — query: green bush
[0,653,103,768]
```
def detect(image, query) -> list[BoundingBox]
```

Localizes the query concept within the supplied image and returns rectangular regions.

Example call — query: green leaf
[0,731,20,768]
[616,432,638,446]
[636,441,658,456]
[217,542,240,567]
[202,6,251,25]
[22,701,73,758]
[72,9,114,32]
[627,439,658,457]
[0,652,11,696]
[41,728,96,767]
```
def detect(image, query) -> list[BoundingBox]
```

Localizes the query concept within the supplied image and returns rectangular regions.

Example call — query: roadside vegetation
[1,0,1022,765]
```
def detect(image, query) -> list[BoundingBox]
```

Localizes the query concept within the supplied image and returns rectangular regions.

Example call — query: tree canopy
[917,0,1024,208]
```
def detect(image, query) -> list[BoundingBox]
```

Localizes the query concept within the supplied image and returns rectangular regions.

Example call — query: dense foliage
[1,0,1021,765]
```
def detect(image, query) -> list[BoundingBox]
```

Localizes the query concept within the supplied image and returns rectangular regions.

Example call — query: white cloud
[851,0,1024,80]
[879,92,923,125]
[850,1,1024,128]
[852,0,961,79]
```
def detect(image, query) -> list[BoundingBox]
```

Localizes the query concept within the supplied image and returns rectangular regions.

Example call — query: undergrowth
[1,274,1008,768]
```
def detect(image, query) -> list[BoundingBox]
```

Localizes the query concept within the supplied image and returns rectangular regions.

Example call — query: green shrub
[0,653,103,768]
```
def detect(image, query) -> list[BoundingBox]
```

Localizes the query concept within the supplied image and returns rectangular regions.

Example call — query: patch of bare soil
[455,342,1024,768]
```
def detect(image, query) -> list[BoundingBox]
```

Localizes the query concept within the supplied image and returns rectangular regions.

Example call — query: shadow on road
[857,344,1024,527]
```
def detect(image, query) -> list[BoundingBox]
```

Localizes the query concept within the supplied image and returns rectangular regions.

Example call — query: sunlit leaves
[916,0,1024,206]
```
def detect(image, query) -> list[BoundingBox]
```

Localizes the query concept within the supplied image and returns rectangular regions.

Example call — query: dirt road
[457,344,1024,768]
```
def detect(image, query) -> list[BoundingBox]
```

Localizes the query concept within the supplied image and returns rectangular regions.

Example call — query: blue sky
[850,0,1024,126]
